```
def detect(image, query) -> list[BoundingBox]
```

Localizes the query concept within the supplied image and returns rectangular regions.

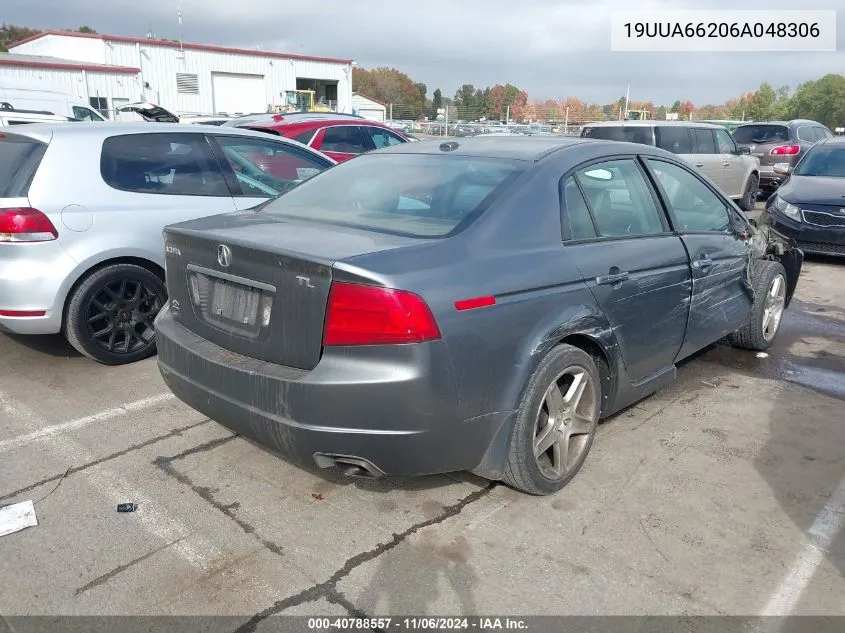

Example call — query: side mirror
[739,146,751,155]
[773,162,792,176]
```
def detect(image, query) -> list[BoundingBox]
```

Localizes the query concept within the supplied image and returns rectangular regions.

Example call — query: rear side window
[796,125,815,143]
[560,176,597,240]
[815,127,833,141]
[260,154,525,238]
[72,106,101,121]
[319,126,369,154]
[365,126,407,149]
[655,126,692,154]
[732,124,790,144]
[691,129,717,154]
[292,130,316,145]
[0,133,47,197]
[101,133,229,196]
[573,159,665,238]
[581,126,655,146]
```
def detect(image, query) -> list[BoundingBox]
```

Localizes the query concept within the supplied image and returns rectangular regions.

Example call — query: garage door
[357,108,385,122]
[211,73,265,116]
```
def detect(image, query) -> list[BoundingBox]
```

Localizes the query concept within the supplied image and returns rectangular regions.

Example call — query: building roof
[0,52,140,74]
[9,30,353,66]
[352,92,388,108]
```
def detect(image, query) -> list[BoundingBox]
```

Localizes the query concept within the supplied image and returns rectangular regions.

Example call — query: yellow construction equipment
[277,90,333,113]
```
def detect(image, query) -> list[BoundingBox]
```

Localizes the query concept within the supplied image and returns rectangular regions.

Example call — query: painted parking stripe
[760,476,845,617]
[0,393,176,452]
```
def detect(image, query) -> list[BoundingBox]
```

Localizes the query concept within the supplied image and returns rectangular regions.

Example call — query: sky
[4,0,844,106]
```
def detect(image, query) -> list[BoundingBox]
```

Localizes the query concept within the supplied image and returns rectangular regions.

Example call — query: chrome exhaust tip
[313,453,385,479]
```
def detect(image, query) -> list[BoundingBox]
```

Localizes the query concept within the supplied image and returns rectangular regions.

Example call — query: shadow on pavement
[3,332,82,358]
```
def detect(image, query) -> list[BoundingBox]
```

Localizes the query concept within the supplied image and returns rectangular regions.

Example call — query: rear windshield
[259,154,525,238]
[794,146,845,177]
[581,125,654,146]
[732,124,790,144]
[0,133,47,197]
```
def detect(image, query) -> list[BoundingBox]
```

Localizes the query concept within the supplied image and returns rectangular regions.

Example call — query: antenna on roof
[177,2,184,55]
[146,24,154,39]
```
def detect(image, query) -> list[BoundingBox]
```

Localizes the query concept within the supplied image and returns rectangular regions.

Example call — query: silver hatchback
[0,122,335,364]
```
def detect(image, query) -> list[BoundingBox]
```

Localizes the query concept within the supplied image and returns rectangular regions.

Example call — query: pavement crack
[0,419,211,504]
[154,433,238,464]
[74,539,181,596]
[233,482,496,633]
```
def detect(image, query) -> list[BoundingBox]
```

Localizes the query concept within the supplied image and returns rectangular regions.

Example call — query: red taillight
[323,282,441,346]
[0,208,58,242]
[770,145,800,155]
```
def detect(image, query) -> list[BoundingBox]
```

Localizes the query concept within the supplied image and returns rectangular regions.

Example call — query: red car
[224,113,411,162]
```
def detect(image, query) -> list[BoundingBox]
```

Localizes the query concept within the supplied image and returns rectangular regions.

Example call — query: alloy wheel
[85,277,163,354]
[533,366,598,480]
[762,273,786,342]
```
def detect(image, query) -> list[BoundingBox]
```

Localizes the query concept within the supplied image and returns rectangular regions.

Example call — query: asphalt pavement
[0,211,843,622]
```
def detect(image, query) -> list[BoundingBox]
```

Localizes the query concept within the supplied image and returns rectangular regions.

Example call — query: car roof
[371,135,597,160]
[819,135,845,145]
[734,120,820,127]
[246,117,396,133]
[2,121,336,156]
[584,120,723,129]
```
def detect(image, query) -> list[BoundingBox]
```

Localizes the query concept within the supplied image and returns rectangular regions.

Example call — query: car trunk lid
[732,124,795,166]
[162,211,421,369]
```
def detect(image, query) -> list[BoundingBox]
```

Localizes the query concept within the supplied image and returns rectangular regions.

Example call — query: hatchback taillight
[769,145,800,155]
[0,208,58,242]
[323,282,441,346]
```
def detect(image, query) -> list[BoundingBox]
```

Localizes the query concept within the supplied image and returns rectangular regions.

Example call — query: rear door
[207,134,333,210]
[714,127,745,197]
[689,127,723,189]
[311,125,372,162]
[561,157,691,381]
[643,158,752,360]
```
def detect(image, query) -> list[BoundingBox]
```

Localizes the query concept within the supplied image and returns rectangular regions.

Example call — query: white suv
[581,121,761,211]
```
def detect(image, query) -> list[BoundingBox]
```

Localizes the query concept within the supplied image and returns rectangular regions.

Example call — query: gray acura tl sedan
[155,136,803,495]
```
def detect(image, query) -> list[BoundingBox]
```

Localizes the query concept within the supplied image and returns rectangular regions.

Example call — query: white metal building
[351,93,387,121]
[5,30,354,118]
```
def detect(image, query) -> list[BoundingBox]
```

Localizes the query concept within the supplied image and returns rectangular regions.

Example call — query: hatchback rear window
[0,133,47,197]
[259,154,525,238]
[732,125,790,144]
[581,126,655,146]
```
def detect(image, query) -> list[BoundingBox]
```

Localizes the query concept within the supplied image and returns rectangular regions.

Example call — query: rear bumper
[0,241,75,334]
[758,166,785,191]
[763,209,845,256]
[154,307,508,477]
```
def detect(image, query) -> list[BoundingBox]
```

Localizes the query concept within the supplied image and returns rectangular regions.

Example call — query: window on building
[176,73,200,95]
[89,97,109,119]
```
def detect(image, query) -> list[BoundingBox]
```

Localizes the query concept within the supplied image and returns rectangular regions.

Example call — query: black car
[760,135,845,257]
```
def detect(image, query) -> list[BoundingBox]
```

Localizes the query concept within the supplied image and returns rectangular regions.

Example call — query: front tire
[64,263,167,365]
[737,173,759,212]
[503,345,601,496]
[728,260,787,351]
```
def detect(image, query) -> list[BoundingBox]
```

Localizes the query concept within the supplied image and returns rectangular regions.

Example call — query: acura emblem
[217,244,232,267]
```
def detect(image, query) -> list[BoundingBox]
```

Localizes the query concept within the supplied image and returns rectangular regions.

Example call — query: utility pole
[564,107,569,135]
[623,83,630,120]
[506,105,510,125]
[389,103,393,120]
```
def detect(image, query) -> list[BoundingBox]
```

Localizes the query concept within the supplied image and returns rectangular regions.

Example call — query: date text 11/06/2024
[307,617,528,630]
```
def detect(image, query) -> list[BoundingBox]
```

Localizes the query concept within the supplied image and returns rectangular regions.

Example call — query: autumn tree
[0,24,40,52]
[352,66,427,118]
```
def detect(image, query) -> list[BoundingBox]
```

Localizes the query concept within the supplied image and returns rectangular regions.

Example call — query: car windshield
[732,124,790,144]
[582,126,654,145]
[793,146,845,177]
[259,154,525,237]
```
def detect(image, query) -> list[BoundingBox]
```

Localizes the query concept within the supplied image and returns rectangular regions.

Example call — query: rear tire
[737,174,759,212]
[728,260,787,351]
[503,345,601,496]
[65,263,167,365]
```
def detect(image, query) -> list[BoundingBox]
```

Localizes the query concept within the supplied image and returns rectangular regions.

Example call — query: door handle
[596,272,630,285]
[695,162,704,168]
[722,161,731,166]
[692,257,713,271]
